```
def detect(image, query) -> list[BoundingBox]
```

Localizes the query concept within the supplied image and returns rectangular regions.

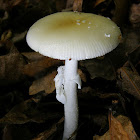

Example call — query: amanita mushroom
[26,12,121,140]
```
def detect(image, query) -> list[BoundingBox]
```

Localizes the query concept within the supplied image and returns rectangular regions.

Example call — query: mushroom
[26,12,121,140]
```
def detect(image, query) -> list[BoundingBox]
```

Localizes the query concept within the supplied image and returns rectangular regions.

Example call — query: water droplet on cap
[82,20,86,23]
[105,33,110,37]
[77,23,81,25]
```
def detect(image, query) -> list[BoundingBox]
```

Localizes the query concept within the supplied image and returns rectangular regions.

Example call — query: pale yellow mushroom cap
[26,12,122,60]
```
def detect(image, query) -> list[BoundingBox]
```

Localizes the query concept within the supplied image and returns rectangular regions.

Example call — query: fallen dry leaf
[23,57,62,77]
[1,30,12,42]
[22,52,44,62]
[73,0,83,12]
[129,3,140,28]
[134,99,140,124]
[29,71,57,95]
[112,0,129,26]
[78,69,87,82]
[12,31,27,43]
[80,57,116,80]
[0,54,25,85]
[93,115,138,140]
[10,0,23,7]
[0,42,26,86]
[66,0,74,8]
[0,0,24,11]
[124,32,139,55]
[109,113,130,140]
[55,0,66,11]
[0,98,62,124]
[29,69,86,96]
[94,0,106,8]
[117,66,140,100]
[0,11,9,22]
[2,125,12,140]
[32,117,64,140]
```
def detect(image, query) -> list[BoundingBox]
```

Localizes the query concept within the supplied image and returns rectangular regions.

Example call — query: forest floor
[0,0,140,140]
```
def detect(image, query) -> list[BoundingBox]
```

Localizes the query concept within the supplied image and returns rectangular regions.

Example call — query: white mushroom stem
[63,59,81,140]
[54,59,81,140]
